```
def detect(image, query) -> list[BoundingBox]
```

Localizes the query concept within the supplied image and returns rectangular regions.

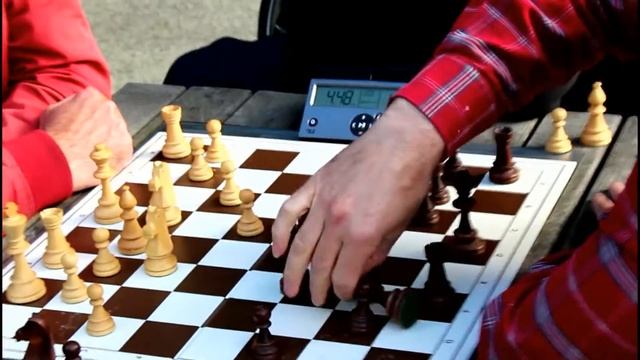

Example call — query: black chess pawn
[63,340,81,360]
[489,127,520,184]
[451,170,486,255]
[423,243,456,307]
[250,305,279,360]
[424,195,440,225]
[430,164,450,205]
[350,279,375,334]
[442,151,463,184]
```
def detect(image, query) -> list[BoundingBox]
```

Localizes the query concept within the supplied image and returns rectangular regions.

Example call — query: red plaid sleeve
[394,0,639,154]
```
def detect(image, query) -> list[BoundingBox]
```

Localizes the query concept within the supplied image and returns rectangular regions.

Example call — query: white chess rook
[161,105,191,159]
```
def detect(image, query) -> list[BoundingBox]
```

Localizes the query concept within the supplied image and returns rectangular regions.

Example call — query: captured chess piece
[118,185,146,255]
[237,189,264,237]
[430,164,450,205]
[219,160,242,206]
[41,208,73,269]
[161,104,191,159]
[489,126,519,184]
[61,251,88,304]
[546,107,573,154]
[4,205,46,304]
[423,242,456,307]
[362,271,420,329]
[442,151,463,184]
[91,144,122,225]
[63,340,82,360]
[13,314,55,360]
[450,170,486,255]
[92,228,121,277]
[188,137,214,181]
[250,304,279,360]
[3,202,29,252]
[148,161,181,226]
[143,206,177,277]
[580,81,612,147]
[86,283,115,336]
[205,119,227,163]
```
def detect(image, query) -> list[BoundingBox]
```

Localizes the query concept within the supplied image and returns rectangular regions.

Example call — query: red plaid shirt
[395,0,638,358]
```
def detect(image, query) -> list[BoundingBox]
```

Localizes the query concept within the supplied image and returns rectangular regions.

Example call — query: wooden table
[9,83,637,272]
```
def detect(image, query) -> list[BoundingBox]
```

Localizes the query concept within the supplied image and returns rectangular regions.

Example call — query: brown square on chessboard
[251,245,286,273]
[174,167,224,189]
[197,191,262,214]
[79,257,143,285]
[279,271,342,309]
[376,257,426,287]
[171,235,217,263]
[472,190,527,215]
[116,183,152,206]
[36,309,88,344]
[418,292,468,323]
[235,334,309,360]
[103,287,169,319]
[407,209,458,234]
[67,227,121,254]
[240,149,299,171]
[175,265,246,296]
[223,218,274,244]
[365,347,431,360]
[137,210,192,233]
[314,310,388,345]
[441,237,499,266]
[266,173,311,195]
[204,299,276,332]
[2,278,62,308]
[120,321,198,358]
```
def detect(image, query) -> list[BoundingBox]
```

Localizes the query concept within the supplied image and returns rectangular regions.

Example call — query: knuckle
[327,198,352,223]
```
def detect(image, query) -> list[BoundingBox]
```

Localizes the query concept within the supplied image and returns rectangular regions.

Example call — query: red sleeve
[394,0,638,155]
[1,0,111,216]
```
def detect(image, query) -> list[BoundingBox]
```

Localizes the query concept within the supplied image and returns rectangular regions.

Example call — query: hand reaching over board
[271,98,446,306]
[39,87,133,192]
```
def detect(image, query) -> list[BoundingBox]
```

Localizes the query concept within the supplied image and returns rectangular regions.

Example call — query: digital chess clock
[299,79,405,141]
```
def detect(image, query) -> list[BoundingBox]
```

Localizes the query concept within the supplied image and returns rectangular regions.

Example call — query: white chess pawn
[41,208,73,269]
[118,186,146,255]
[189,137,214,181]
[60,251,88,304]
[545,107,573,154]
[205,119,227,163]
[580,81,612,147]
[86,283,115,336]
[161,105,190,159]
[219,160,242,206]
[92,228,121,277]
[237,189,264,237]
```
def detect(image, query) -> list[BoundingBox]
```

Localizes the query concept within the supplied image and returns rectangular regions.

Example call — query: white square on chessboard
[69,316,144,351]
[335,299,387,315]
[411,262,483,294]
[198,240,269,269]
[177,327,253,360]
[283,148,341,175]
[123,263,195,292]
[124,161,190,184]
[252,193,289,219]
[446,212,513,240]
[148,292,224,326]
[227,270,283,303]
[298,340,370,360]
[173,185,215,211]
[78,206,146,231]
[269,303,332,339]
[173,212,240,239]
[2,304,40,338]
[477,166,541,194]
[217,168,281,194]
[43,283,119,314]
[219,141,258,167]
[389,231,445,260]
[31,252,95,281]
[373,319,449,354]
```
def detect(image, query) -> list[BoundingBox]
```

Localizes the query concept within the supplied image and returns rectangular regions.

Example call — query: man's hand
[271,98,446,306]
[591,181,626,220]
[40,87,133,192]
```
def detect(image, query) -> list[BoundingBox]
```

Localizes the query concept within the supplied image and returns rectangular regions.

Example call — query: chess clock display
[299,79,405,141]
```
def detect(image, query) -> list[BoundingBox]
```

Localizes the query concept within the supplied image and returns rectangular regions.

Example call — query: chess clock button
[350,113,374,136]
[308,117,318,127]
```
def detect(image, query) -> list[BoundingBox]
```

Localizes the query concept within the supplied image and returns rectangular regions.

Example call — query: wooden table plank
[225,91,306,129]
[518,111,623,271]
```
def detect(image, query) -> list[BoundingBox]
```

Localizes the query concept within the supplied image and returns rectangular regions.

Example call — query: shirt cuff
[3,130,72,212]
[393,55,501,156]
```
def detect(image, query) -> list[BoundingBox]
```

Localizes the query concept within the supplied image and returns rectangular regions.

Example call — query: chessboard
[2,129,576,360]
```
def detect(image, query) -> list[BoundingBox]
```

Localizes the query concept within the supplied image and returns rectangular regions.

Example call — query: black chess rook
[489,126,520,184]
